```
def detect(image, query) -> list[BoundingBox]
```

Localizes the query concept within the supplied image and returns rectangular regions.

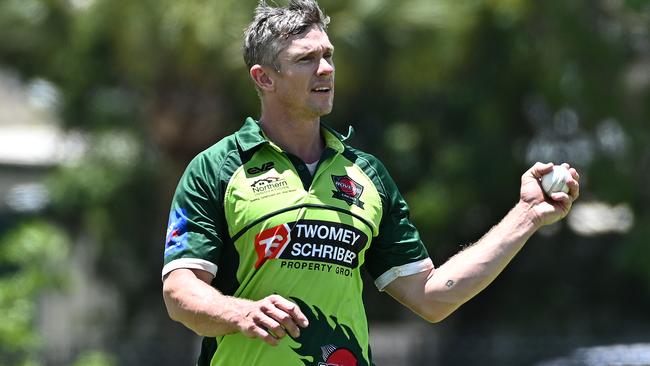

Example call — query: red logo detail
[331,175,364,208]
[320,345,359,366]
[325,348,358,366]
[336,177,359,196]
[254,224,290,269]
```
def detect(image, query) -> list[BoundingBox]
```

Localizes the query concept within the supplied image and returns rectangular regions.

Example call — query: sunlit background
[1,0,649,365]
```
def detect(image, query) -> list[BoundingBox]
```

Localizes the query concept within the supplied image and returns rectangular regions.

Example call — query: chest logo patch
[331,175,365,209]
[247,161,275,175]
[253,220,368,270]
[249,176,295,200]
[254,224,291,269]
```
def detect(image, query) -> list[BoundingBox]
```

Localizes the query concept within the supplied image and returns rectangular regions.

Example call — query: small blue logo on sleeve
[165,207,188,257]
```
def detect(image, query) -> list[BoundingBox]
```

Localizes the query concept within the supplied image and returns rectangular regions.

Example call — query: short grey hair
[243,0,330,71]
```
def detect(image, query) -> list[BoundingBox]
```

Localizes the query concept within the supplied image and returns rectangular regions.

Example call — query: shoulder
[176,133,245,202]
[185,133,243,181]
[193,133,240,167]
[342,144,385,171]
[341,144,394,199]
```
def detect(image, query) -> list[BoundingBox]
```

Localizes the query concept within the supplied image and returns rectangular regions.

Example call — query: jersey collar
[235,117,353,154]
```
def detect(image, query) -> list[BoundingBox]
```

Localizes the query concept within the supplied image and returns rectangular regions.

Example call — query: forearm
[163,268,309,345]
[162,269,247,337]
[386,162,579,323]
[424,201,541,318]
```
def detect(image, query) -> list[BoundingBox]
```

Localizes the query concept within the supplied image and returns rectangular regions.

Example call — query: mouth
[311,86,332,94]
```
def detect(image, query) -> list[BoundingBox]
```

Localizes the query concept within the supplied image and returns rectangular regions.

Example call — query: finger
[263,306,301,338]
[254,312,287,340]
[259,330,280,346]
[243,321,280,346]
[559,163,580,181]
[550,191,572,205]
[527,161,554,179]
[270,296,309,329]
[566,178,580,200]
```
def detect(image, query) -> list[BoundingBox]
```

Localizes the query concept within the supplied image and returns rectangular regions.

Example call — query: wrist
[514,200,544,231]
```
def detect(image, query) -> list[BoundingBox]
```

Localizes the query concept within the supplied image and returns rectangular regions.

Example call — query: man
[161,0,580,365]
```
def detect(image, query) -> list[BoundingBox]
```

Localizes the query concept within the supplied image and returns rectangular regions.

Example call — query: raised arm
[384,162,580,323]
[162,268,309,346]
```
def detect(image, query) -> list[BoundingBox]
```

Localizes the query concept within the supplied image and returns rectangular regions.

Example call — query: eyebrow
[290,45,334,58]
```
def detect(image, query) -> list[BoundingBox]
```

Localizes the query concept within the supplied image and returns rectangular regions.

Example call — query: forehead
[282,26,333,55]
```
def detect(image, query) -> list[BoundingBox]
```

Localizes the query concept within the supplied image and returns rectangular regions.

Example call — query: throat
[305,161,318,175]
[258,118,326,163]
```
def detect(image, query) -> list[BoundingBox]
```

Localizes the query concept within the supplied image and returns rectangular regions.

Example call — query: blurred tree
[0,0,648,364]
[71,351,115,366]
[0,221,68,365]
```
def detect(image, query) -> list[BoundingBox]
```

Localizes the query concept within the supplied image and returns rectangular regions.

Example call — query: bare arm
[162,268,309,345]
[385,162,580,323]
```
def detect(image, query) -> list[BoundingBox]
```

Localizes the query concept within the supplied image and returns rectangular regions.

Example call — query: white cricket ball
[541,165,570,195]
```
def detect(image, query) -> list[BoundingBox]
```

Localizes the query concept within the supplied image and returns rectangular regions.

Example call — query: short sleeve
[362,157,431,291]
[162,154,226,279]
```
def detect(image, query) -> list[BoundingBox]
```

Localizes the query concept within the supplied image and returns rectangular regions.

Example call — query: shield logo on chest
[331,175,364,209]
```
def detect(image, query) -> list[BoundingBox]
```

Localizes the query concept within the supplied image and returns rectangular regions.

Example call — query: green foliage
[0,221,69,364]
[72,351,115,366]
[48,130,142,213]
[0,0,648,363]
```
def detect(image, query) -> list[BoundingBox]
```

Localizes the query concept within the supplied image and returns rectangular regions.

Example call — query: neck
[259,107,325,164]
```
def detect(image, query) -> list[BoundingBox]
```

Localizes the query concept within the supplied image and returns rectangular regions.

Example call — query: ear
[250,65,276,92]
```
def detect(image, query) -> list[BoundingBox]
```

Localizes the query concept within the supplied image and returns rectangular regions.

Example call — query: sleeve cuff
[374,258,433,291]
[161,258,218,281]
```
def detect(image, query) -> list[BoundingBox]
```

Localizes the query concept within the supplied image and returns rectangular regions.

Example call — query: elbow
[419,310,447,324]
[416,302,459,324]
[161,281,217,337]
[164,302,182,323]
[161,270,224,337]
[162,279,192,325]
[162,293,204,335]
[162,284,183,323]
[422,311,450,324]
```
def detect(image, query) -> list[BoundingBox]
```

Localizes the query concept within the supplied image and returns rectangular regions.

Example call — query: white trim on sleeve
[161,258,218,281]
[374,258,433,291]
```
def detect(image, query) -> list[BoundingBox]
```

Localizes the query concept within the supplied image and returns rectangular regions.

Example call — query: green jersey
[162,118,431,366]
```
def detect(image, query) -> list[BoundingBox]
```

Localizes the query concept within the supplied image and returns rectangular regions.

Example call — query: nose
[317,57,334,76]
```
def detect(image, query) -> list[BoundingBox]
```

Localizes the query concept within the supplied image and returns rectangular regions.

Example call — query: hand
[520,162,580,227]
[236,294,309,346]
